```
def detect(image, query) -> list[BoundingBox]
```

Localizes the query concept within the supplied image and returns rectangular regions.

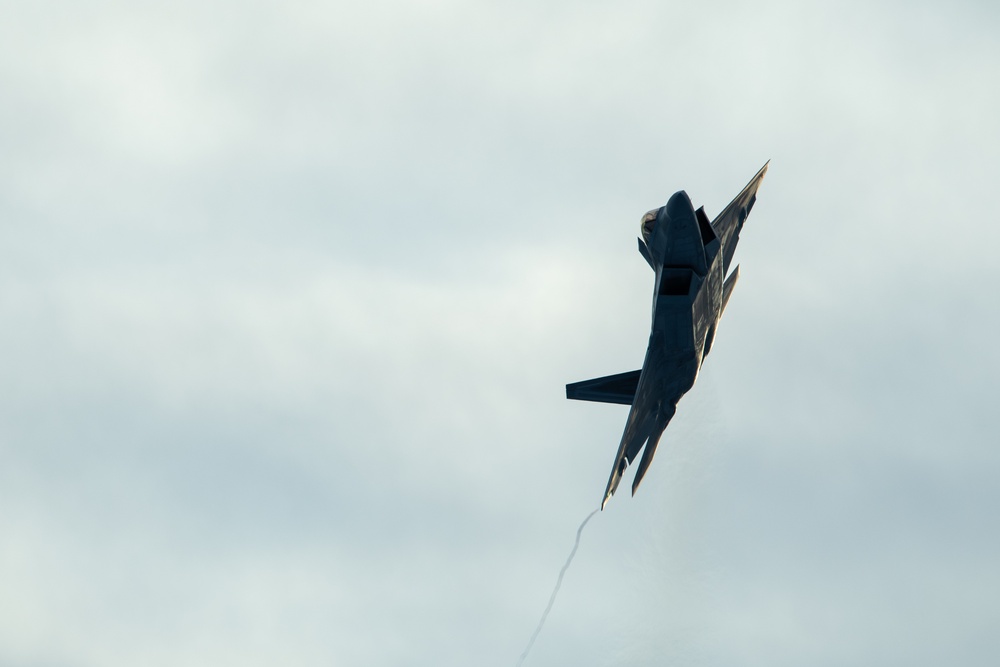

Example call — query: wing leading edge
[712,160,769,275]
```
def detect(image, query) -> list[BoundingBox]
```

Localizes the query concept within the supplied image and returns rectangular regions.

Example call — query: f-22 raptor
[567,162,769,510]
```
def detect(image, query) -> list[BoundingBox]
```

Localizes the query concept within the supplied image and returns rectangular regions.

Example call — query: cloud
[1,0,999,665]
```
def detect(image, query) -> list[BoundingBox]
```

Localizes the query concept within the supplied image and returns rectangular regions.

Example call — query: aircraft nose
[665,190,695,219]
[657,189,707,274]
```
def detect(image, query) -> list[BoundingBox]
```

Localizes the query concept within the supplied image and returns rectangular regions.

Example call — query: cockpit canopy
[640,208,660,245]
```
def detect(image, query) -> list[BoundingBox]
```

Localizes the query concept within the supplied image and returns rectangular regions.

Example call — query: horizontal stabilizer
[566,369,642,405]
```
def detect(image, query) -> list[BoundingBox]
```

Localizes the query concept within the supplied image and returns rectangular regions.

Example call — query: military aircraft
[567,162,769,510]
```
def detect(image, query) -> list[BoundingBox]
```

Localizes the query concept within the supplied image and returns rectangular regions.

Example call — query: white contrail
[516,508,600,666]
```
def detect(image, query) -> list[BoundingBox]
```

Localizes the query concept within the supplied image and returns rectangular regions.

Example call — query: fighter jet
[567,162,768,510]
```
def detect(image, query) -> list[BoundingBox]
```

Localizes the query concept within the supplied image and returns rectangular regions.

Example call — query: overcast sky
[2,1,999,665]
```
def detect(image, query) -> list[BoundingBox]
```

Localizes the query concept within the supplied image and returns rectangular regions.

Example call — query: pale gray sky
[1,1,999,665]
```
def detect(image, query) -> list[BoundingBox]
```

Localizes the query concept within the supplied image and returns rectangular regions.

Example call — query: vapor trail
[516,508,599,666]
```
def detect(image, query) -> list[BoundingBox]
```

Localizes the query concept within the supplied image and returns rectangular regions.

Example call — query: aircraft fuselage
[567,163,768,509]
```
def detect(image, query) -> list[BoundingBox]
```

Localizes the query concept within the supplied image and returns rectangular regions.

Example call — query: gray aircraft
[567,162,769,510]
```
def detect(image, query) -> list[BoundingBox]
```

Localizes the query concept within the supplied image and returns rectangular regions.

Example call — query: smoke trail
[516,508,600,666]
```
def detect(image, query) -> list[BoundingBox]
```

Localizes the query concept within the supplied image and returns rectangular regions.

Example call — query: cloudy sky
[2,0,999,665]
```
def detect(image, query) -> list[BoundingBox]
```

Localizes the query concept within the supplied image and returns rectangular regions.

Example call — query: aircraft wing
[602,388,656,508]
[600,346,663,509]
[712,161,769,275]
[566,369,642,405]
